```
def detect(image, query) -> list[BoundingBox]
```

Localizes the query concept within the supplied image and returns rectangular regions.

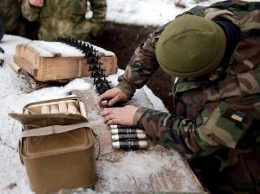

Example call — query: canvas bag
[9,111,98,193]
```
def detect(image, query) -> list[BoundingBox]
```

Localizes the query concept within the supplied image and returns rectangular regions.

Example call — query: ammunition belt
[56,37,111,95]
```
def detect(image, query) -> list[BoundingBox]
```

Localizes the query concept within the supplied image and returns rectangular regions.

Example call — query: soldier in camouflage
[98,1,260,193]
[21,0,107,41]
[0,0,28,37]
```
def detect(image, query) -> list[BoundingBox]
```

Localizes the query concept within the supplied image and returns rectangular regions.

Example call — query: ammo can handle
[20,123,91,139]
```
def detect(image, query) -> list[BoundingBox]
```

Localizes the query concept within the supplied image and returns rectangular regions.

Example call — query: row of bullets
[41,102,80,114]
[108,124,148,150]
[39,101,86,116]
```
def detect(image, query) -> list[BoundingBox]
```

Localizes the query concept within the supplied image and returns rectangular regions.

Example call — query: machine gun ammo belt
[56,37,111,95]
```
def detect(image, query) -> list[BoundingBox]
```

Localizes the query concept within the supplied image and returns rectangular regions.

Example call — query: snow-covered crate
[9,96,98,193]
[11,40,118,82]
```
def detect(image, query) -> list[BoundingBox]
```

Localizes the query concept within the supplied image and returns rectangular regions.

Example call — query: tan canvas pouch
[8,113,99,192]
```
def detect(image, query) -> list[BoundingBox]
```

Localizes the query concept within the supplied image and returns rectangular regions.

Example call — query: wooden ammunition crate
[10,41,118,82]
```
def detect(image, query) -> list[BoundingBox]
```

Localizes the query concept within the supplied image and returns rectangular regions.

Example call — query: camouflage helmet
[155,15,226,78]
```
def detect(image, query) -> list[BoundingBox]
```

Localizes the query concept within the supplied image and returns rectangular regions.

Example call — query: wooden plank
[13,55,37,76]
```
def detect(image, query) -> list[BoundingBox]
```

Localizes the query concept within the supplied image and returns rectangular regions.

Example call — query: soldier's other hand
[101,105,138,126]
[29,0,44,7]
[97,88,128,108]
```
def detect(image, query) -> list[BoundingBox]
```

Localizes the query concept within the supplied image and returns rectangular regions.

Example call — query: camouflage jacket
[21,0,107,41]
[117,1,260,193]
[0,0,27,36]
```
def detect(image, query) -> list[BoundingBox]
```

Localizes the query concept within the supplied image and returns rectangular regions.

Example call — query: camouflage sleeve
[21,0,41,22]
[89,0,107,24]
[116,30,160,99]
[134,96,259,157]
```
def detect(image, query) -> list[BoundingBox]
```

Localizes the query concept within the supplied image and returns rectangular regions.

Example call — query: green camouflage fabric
[117,1,260,193]
[0,0,27,37]
[21,0,107,41]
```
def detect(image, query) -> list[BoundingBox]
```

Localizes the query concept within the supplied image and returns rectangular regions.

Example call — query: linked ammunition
[112,140,148,149]
[111,128,144,135]
[111,133,146,141]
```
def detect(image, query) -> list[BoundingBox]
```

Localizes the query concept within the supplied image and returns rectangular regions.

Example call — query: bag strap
[20,122,101,159]
[20,122,91,139]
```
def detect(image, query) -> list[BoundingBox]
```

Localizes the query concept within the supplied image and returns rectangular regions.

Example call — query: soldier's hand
[29,0,44,7]
[97,88,129,107]
[101,105,138,126]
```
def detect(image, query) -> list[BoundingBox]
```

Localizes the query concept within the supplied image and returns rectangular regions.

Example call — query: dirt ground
[93,22,174,113]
